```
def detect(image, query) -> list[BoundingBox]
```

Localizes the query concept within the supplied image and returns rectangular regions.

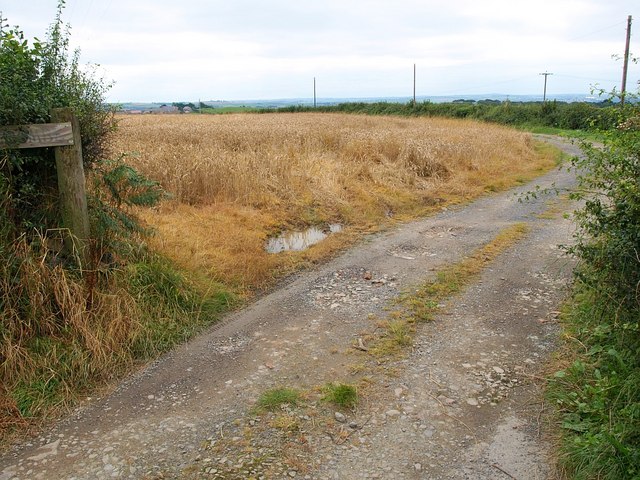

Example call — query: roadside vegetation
[0,7,558,440]
[268,99,619,134]
[547,98,640,479]
[0,5,232,440]
[366,223,529,359]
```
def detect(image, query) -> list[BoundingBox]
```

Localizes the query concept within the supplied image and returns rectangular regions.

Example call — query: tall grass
[113,113,557,290]
[0,238,233,438]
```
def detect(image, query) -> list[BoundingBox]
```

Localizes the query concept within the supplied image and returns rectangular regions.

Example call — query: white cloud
[4,0,638,101]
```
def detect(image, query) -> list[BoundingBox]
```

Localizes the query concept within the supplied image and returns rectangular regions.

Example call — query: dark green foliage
[550,284,640,479]
[0,3,118,235]
[0,3,164,259]
[550,95,640,479]
[88,156,166,257]
[569,118,640,313]
[267,100,619,131]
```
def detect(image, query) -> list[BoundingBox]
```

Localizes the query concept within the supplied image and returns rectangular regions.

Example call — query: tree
[0,1,117,236]
[0,1,162,258]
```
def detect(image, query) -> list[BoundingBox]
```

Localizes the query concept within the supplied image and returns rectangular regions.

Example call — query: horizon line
[112,92,604,105]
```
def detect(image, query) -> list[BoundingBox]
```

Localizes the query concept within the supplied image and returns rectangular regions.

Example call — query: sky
[3,0,639,102]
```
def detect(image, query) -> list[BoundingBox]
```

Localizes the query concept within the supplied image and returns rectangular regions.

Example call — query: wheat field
[112,113,557,290]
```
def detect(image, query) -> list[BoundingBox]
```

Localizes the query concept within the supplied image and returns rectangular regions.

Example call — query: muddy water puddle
[266,224,342,253]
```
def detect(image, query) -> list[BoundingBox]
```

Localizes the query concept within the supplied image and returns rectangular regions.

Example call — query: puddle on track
[266,224,342,253]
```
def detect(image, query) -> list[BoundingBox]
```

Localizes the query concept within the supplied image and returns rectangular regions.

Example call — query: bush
[569,103,640,314]
[266,99,616,132]
[550,94,640,479]
[0,4,117,235]
[0,3,232,436]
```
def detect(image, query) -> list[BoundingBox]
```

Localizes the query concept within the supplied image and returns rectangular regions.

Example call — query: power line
[554,73,618,83]
[437,74,534,96]
[567,20,627,41]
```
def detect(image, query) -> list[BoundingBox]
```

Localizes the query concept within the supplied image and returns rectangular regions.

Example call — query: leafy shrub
[0,4,117,234]
[0,3,232,436]
[569,104,640,315]
[550,95,640,479]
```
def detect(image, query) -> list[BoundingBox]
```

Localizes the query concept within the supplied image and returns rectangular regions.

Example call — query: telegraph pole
[621,15,632,106]
[313,77,317,108]
[413,64,416,106]
[539,71,553,102]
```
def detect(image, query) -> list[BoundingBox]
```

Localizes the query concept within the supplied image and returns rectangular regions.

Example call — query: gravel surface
[0,136,581,480]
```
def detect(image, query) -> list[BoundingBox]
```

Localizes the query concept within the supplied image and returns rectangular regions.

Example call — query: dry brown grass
[0,237,145,439]
[113,113,557,291]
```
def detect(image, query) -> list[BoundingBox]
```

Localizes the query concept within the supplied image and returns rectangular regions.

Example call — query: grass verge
[403,223,529,322]
[0,249,234,443]
[547,276,640,480]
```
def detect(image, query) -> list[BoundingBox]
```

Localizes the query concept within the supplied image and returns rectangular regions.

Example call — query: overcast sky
[4,0,639,102]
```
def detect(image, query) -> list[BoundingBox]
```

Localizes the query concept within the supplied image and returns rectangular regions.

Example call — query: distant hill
[115,93,604,113]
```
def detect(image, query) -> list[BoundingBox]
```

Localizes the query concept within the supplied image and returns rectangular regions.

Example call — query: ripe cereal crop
[112,112,557,290]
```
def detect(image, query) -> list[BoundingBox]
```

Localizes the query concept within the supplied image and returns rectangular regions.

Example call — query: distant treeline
[267,100,621,131]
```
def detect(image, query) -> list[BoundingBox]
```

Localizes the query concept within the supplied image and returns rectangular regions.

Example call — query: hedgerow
[0,2,231,436]
[549,95,640,479]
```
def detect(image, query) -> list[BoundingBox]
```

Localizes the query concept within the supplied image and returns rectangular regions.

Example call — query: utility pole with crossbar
[621,15,632,106]
[539,71,553,102]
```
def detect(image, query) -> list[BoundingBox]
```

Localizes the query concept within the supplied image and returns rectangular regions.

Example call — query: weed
[269,414,300,432]
[322,383,358,409]
[367,223,530,360]
[548,281,640,480]
[256,387,301,411]
[368,316,417,357]
[387,319,413,347]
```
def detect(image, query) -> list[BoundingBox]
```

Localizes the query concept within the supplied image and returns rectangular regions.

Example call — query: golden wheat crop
[111,112,556,289]
[113,113,543,207]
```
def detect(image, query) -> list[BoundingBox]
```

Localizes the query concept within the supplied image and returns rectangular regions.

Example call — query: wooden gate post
[50,108,90,268]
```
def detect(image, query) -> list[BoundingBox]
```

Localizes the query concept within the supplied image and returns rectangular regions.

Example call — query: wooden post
[621,15,632,106]
[50,108,90,268]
